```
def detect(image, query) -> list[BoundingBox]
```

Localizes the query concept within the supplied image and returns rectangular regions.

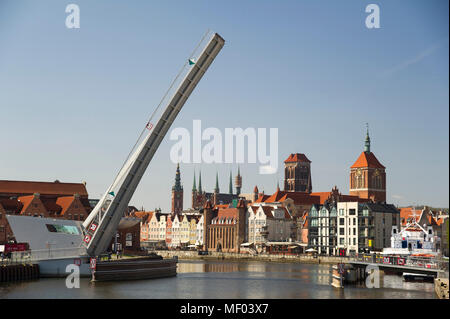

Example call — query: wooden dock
[0,263,40,283]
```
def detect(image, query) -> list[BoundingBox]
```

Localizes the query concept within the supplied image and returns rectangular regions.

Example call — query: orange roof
[264,189,287,203]
[133,211,154,223]
[284,153,311,163]
[255,194,270,203]
[310,192,333,204]
[56,196,77,216]
[17,195,36,214]
[257,190,321,205]
[351,152,385,169]
[0,180,88,197]
[216,207,240,219]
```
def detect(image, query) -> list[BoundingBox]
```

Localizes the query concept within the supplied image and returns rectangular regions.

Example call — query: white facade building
[247,205,294,248]
[336,202,359,255]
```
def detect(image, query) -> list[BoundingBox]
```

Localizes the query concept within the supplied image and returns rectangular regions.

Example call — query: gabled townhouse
[247,204,294,252]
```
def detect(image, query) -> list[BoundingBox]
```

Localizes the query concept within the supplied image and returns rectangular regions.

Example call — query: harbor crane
[81,32,225,257]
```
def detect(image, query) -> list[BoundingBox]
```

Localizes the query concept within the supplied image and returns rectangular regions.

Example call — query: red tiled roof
[0,180,88,197]
[255,194,270,203]
[281,193,321,205]
[56,196,76,216]
[217,207,240,219]
[264,190,288,203]
[400,207,422,226]
[351,152,385,169]
[310,192,332,204]
[133,211,154,223]
[284,153,311,163]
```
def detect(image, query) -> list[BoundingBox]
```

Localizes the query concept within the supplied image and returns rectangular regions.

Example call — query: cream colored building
[247,205,294,250]
[336,202,359,255]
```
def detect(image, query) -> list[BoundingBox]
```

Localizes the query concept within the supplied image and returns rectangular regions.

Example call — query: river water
[0,260,436,299]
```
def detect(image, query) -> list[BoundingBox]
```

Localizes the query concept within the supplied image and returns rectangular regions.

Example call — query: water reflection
[0,260,436,299]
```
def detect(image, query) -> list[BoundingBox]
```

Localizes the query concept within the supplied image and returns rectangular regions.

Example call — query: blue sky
[0,0,448,211]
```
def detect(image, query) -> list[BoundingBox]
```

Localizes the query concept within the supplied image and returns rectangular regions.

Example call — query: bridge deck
[349,260,446,276]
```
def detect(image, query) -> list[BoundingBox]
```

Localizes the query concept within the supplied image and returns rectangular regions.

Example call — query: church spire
[192,170,197,192]
[229,170,233,195]
[198,170,202,193]
[172,163,182,191]
[364,123,371,153]
[214,172,219,193]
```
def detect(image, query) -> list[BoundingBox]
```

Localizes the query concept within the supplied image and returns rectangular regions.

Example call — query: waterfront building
[363,202,400,251]
[349,127,386,203]
[165,215,173,247]
[254,185,367,243]
[130,211,154,242]
[335,201,400,255]
[158,214,167,242]
[308,202,338,255]
[385,217,440,256]
[188,216,198,245]
[111,217,141,254]
[336,202,360,255]
[55,195,88,221]
[180,215,191,246]
[0,180,92,244]
[171,214,181,247]
[247,205,294,252]
[284,153,312,193]
[196,214,205,246]
[204,199,247,253]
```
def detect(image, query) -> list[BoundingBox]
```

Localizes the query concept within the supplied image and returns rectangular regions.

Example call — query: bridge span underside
[349,261,446,277]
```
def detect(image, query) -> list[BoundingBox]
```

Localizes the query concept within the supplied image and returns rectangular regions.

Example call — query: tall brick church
[349,128,386,203]
[284,153,312,193]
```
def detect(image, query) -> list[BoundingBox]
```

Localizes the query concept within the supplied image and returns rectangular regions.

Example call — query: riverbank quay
[154,250,347,264]
[0,262,39,283]
[434,277,449,299]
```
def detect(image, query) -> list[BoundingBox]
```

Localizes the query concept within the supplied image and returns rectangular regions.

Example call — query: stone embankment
[435,277,449,299]
[156,250,346,264]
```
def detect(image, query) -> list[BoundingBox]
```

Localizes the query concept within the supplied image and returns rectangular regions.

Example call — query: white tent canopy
[305,248,317,252]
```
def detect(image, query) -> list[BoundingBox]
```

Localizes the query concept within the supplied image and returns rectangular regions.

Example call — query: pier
[0,262,40,283]
[347,254,448,277]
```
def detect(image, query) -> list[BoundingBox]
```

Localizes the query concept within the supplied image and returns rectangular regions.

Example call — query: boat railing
[4,247,88,263]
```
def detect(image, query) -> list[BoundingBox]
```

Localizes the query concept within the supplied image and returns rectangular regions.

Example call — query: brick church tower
[349,126,386,203]
[171,163,183,214]
[284,153,312,193]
